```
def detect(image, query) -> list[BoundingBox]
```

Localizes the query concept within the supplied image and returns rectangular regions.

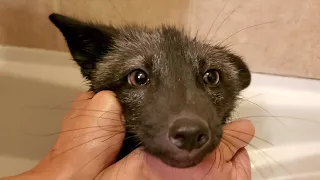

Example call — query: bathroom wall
[0,0,190,51]
[0,0,320,79]
[190,0,320,80]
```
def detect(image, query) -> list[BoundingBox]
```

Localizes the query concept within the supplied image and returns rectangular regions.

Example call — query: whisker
[247,143,297,179]
[222,136,264,178]
[25,106,122,114]
[218,21,277,46]
[223,135,273,176]
[238,93,267,104]
[73,128,140,140]
[221,136,238,150]
[201,151,216,180]
[117,154,129,179]
[107,0,127,24]
[223,129,274,146]
[235,115,320,124]
[102,134,139,142]
[52,97,93,109]
[26,127,119,136]
[228,109,241,123]
[218,147,222,170]
[235,163,238,179]
[96,110,120,138]
[213,148,217,166]
[250,157,267,180]
[72,136,135,179]
[121,141,144,177]
[209,2,245,42]
[53,132,124,159]
[68,107,122,114]
[67,114,122,122]
[220,138,245,177]
[239,99,287,127]
[27,126,125,136]
[193,29,200,40]
[220,138,234,155]
[236,155,249,179]
[134,141,143,149]
[246,141,296,179]
[72,129,104,139]
[222,136,269,179]
[221,146,225,171]
[19,97,93,111]
[226,42,263,49]
[203,0,231,42]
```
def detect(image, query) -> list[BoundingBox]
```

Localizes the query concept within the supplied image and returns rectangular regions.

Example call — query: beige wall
[191,0,320,80]
[0,0,190,51]
[0,0,320,79]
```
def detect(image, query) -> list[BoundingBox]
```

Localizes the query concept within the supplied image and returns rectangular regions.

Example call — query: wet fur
[49,13,251,168]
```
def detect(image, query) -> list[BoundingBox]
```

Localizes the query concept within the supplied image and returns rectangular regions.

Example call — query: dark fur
[49,13,251,168]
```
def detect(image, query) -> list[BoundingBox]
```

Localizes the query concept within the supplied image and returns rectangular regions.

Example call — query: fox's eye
[128,69,149,86]
[203,69,220,86]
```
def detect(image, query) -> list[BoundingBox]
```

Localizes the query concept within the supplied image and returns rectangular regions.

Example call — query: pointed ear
[228,53,251,90]
[49,13,118,80]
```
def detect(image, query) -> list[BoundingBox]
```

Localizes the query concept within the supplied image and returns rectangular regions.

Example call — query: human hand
[2,91,255,180]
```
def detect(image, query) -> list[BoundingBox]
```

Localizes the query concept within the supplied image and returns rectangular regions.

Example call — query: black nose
[168,118,210,151]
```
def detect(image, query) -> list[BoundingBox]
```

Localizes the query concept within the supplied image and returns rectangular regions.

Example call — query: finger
[72,91,95,106]
[34,91,125,180]
[96,149,149,180]
[231,148,251,180]
[220,119,255,162]
[67,91,95,111]
[99,149,222,180]
[97,120,255,180]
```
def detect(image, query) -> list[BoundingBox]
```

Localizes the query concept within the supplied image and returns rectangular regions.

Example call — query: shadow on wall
[0,46,74,67]
[0,0,63,51]
[0,74,82,161]
[0,0,190,52]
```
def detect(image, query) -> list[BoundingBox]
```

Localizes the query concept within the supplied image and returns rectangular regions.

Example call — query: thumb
[231,148,251,180]
[33,91,125,180]
[220,119,255,162]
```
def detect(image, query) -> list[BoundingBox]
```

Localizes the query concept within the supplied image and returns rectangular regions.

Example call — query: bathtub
[0,45,319,179]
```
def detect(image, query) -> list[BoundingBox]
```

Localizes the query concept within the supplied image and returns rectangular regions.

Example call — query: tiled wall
[0,0,319,79]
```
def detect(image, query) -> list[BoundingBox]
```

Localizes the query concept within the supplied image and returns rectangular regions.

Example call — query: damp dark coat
[49,13,251,168]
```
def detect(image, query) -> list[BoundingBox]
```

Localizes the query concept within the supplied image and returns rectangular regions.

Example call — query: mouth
[160,155,205,168]
[136,119,224,168]
[144,139,219,168]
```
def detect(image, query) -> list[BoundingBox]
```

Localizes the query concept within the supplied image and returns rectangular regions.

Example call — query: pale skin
[2,91,255,180]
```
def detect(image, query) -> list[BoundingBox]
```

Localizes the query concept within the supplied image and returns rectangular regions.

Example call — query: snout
[168,118,210,151]
[154,117,217,168]
[141,115,221,168]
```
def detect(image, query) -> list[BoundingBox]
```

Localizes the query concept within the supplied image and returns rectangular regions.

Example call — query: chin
[145,148,209,169]
[141,132,221,168]
[161,157,204,168]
